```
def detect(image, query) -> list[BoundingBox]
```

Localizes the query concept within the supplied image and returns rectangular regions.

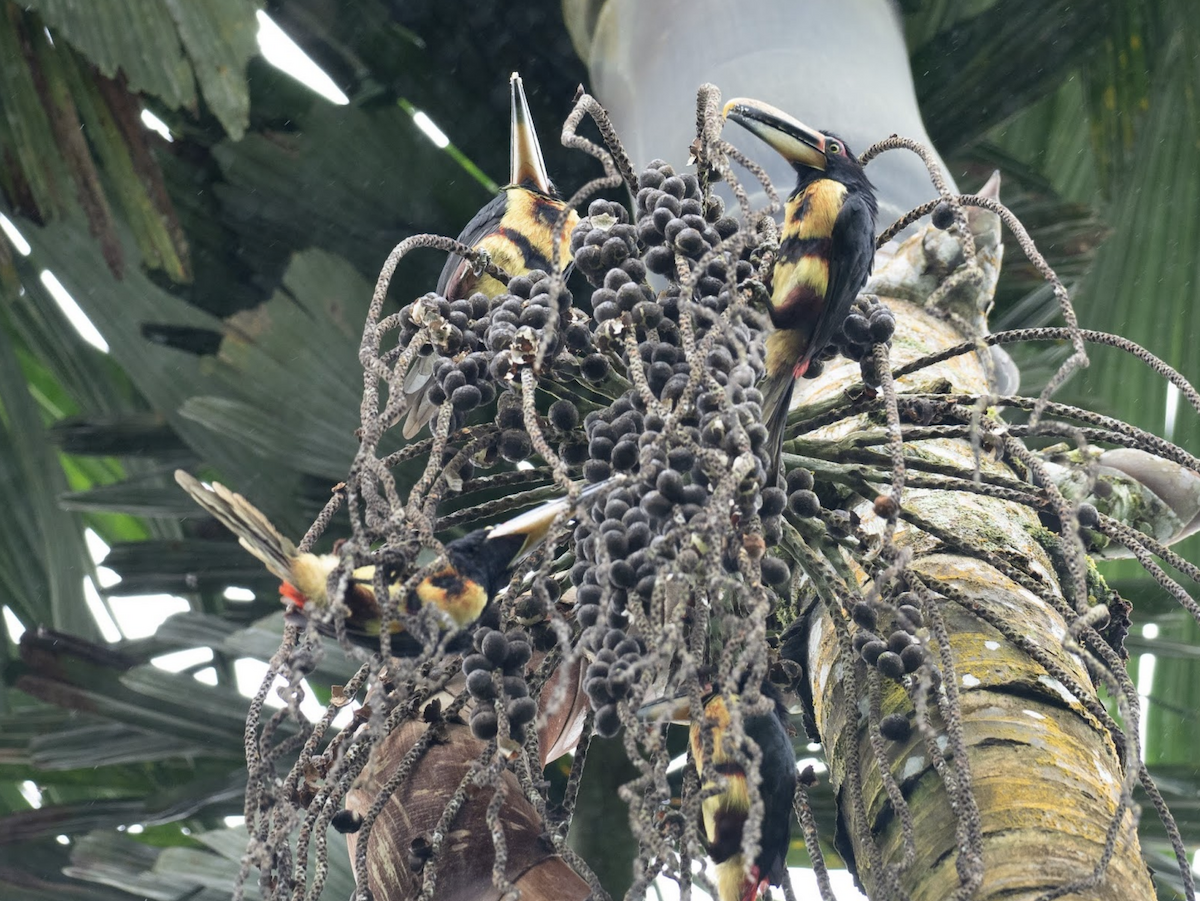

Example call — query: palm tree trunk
[345,720,592,901]
[344,659,594,901]
[790,211,1156,900]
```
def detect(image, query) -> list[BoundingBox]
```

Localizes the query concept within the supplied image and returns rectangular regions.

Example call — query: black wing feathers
[809,190,876,360]
[436,191,509,297]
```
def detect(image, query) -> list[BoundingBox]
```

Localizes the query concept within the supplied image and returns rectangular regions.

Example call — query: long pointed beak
[486,478,611,561]
[636,694,694,725]
[723,98,828,171]
[637,681,717,725]
[510,72,553,194]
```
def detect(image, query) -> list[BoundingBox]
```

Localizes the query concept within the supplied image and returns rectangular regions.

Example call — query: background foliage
[0,0,1196,897]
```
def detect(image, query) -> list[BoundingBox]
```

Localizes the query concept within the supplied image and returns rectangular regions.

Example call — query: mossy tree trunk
[789,211,1157,900]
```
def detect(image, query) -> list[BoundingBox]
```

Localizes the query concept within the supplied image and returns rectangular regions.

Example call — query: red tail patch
[740,865,767,901]
[280,582,306,608]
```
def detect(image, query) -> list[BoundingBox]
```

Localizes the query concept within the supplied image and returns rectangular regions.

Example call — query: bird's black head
[443,529,504,598]
[723,99,872,195]
[444,527,532,599]
[810,130,871,190]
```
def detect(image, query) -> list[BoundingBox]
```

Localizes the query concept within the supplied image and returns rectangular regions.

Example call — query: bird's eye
[827,141,841,155]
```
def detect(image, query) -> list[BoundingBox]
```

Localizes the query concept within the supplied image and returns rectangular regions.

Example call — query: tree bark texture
[344,659,593,901]
[794,220,1157,900]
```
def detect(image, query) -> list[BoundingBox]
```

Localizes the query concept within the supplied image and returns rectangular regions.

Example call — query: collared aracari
[175,470,600,649]
[723,99,878,484]
[402,72,581,438]
[641,681,797,901]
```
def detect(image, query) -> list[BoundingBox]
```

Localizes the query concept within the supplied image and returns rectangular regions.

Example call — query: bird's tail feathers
[400,353,439,439]
[760,373,796,487]
[175,470,297,584]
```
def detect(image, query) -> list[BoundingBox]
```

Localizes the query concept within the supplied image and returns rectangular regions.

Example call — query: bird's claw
[749,240,779,266]
[471,248,492,277]
[739,278,773,310]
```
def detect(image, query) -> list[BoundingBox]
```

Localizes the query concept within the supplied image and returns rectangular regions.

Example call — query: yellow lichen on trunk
[797,276,1156,899]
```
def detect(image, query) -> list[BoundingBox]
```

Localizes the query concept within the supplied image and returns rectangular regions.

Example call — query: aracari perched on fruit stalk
[402,71,581,438]
[641,681,796,901]
[723,98,878,484]
[176,470,602,651]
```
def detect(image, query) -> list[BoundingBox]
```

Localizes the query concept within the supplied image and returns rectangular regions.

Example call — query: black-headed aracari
[723,99,878,484]
[175,470,601,649]
[402,72,581,438]
[641,681,797,901]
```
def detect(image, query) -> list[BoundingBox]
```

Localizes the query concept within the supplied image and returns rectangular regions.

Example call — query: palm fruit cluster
[394,156,899,743]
